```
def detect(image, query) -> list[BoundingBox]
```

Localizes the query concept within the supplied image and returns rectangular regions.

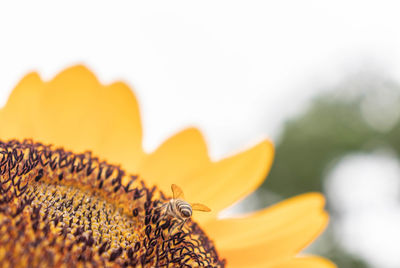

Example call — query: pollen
[0,140,225,267]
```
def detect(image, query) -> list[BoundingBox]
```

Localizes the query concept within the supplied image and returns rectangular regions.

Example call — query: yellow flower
[0,65,335,267]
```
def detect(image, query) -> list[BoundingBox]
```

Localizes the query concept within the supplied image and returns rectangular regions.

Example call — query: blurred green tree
[258,71,400,268]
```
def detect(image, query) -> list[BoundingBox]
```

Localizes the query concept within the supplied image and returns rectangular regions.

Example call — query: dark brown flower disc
[0,140,225,267]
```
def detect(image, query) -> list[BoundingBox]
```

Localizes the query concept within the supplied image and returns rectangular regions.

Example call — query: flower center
[0,140,225,267]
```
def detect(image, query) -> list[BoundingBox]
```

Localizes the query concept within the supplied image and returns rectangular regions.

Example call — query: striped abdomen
[174,199,192,218]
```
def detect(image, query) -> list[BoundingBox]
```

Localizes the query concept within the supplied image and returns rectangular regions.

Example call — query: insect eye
[182,210,191,217]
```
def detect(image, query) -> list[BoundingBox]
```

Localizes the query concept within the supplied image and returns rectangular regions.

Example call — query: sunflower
[0,65,335,267]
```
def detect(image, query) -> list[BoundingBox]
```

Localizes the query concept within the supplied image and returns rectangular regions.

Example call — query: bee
[158,184,211,233]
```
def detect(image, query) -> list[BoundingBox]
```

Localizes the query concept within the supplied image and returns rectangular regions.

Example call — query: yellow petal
[138,129,273,223]
[270,256,337,268]
[189,140,274,223]
[0,72,44,139]
[138,127,211,194]
[0,65,144,171]
[204,193,329,267]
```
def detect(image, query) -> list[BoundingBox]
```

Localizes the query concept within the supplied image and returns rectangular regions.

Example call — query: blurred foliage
[265,94,400,201]
[309,226,369,268]
[258,72,400,268]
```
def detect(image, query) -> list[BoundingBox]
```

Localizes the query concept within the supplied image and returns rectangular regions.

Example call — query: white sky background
[326,154,400,268]
[2,0,400,159]
[2,1,400,267]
